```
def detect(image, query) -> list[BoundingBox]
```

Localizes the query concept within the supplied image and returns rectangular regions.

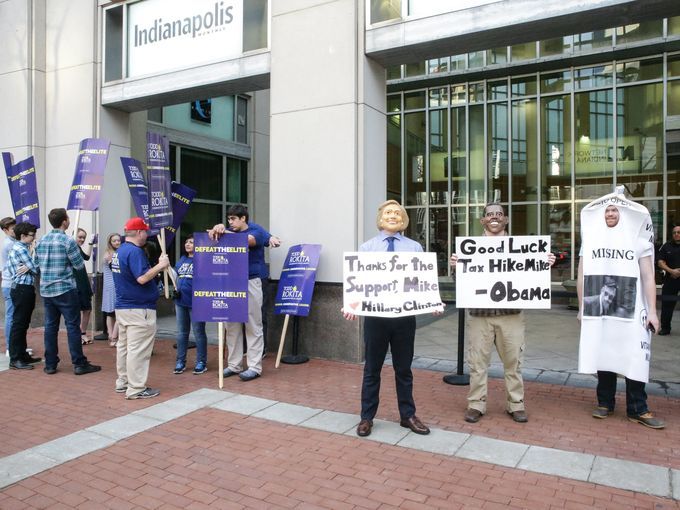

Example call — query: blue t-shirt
[112,241,158,309]
[244,222,271,279]
[174,255,194,308]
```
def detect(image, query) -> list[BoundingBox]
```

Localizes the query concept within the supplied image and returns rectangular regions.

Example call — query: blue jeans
[596,370,648,417]
[44,289,87,368]
[175,304,207,365]
[2,286,13,352]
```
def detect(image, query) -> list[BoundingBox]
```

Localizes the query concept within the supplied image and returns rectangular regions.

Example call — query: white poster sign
[127,0,244,78]
[455,235,552,309]
[578,193,654,382]
[342,252,444,318]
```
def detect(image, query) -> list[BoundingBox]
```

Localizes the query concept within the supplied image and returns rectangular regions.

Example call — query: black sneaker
[44,366,57,375]
[126,387,160,400]
[23,356,42,365]
[9,360,34,370]
[74,363,102,375]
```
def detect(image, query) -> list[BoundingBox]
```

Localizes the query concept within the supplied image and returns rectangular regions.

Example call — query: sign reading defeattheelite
[127,0,243,78]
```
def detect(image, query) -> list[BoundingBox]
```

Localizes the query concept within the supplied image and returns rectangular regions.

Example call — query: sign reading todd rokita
[127,0,243,78]
[274,244,322,317]
[343,252,444,318]
[455,235,552,309]
[191,232,248,323]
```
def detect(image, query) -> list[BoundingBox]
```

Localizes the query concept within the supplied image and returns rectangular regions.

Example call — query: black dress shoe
[356,419,373,437]
[22,356,42,365]
[657,328,670,336]
[74,363,102,375]
[400,415,430,435]
[44,366,57,375]
[9,360,34,370]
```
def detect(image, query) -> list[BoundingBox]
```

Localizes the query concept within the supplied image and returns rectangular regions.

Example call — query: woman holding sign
[343,200,431,438]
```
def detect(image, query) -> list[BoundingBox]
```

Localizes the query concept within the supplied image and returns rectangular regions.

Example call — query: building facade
[1,0,679,362]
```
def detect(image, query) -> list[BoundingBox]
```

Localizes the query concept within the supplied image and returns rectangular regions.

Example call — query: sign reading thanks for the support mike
[342,252,444,318]
[455,235,552,309]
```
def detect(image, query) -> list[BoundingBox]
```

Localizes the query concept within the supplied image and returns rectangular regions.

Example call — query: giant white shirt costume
[578,192,654,382]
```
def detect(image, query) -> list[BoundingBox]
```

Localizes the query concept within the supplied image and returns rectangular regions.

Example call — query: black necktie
[386,237,396,252]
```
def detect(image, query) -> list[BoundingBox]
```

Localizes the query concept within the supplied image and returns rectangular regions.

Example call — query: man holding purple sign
[209,204,280,381]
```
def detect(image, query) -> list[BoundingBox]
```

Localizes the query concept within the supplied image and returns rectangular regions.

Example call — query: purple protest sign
[146,132,172,229]
[192,232,249,323]
[164,181,197,248]
[274,244,322,316]
[5,156,40,227]
[120,157,150,222]
[67,138,111,211]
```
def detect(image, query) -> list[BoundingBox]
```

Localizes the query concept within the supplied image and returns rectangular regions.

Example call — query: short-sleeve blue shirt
[112,241,158,309]
[244,222,271,279]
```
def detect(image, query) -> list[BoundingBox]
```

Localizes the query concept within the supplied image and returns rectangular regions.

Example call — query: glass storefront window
[429,109,448,205]
[180,148,222,201]
[669,81,680,116]
[511,42,537,62]
[511,75,537,96]
[429,208,449,275]
[668,199,680,239]
[669,143,680,199]
[469,205,486,235]
[615,84,663,198]
[541,203,572,282]
[387,115,401,201]
[451,108,467,203]
[574,65,614,89]
[488,80,508,100]
[487,47,508,65]
[616,58,663,83]
[404,90,426,110]
[451,85,466,105]
[488,103,509,203]
[469,105,485,205]
[404,112,426,206]
[181,202,223,243]
[468,51,484,69]
[573,30,613,52]
[405,207,426,250]
[428,57,449,74]
[540,36,573,57]
[429,88,449,107]
[574,89,614,199]
[616,20,663,45]
[469,82,485,103]
[226,159,247,203]
[387,94,401,113]
[541,95,572,201]
[509,204,538,235]
[511,99,538,201]
[451,206,468,257]
[541,71,571,94]
[668,53,680,78]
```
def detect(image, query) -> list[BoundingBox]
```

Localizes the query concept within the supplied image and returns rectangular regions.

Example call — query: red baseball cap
[124,217,150,231]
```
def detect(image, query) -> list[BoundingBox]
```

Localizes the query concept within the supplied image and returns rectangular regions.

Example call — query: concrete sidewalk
[0,329,679,508]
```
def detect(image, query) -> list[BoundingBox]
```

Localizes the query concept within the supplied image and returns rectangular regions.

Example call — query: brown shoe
[400,415,430,435]
[628,412,665,429]
[507,410,528,423]
[357,419,373,437]
[464,408,482,423]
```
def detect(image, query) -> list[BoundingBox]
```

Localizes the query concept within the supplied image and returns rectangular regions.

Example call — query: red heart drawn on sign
[349,302,359,310]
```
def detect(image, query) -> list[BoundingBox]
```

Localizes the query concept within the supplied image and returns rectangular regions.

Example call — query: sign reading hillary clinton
[67,138,111,211]
[342,252,444,317]
[578,192,655,382]
[192,232,248,323]
[455,235,552,309]
[274,244,322,316]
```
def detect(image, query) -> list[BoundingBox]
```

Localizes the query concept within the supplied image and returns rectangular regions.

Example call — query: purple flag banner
[5,156,40,227]
[192,232,249,323]
[67,138,111,211]
[164,181,197,248]
[120,157,150,223]
[146,132,172,229]
[274,244,322,316]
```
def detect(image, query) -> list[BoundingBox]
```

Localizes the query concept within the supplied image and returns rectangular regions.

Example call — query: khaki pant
[225,278,264,374]
[115,308,156,397]
[466,312,525,413]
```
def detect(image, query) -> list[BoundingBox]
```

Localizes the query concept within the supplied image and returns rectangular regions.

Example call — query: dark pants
[361,316,416,421]
[660,279,680,331]
[9,285,36,363]
[596,370,648,417]
[43,289,88,368]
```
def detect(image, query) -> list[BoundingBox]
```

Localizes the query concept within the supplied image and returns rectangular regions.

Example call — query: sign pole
[275,314,290,369]
[218,322,225,389]
[158,229,170,299]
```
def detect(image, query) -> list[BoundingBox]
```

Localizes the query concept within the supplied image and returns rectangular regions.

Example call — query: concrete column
[268,0,386,362]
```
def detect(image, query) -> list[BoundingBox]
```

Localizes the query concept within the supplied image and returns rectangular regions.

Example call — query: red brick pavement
[0,328,679,508]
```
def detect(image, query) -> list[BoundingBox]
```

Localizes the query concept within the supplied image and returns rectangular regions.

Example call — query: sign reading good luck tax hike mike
[455,235,552,309]
[343,252,444,317]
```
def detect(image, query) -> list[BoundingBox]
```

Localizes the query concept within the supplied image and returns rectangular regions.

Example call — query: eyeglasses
[485,211,504,218]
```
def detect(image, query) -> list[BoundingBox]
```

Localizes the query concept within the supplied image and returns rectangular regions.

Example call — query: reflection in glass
[429,88,449,107]
[429,208,449,275]
[387,94,401,113]
[540,36,573,56]
[405,112,426,206]
[469,205,485,236]
[616,20,663,45]
[615,84,663,198]
[670,16,680,35]
[451,85,466,105]
[469,83,485,103]
[511,99,538,201]
[370,0,401,24]
[541,203,572,281]
[509,204,538,236]
[574,65,614,89]
[541,95,572,201]
[574,90,614,199]
[511,75,537,96]
[450,207,467,275]
[468,51,484,69]
[487,47,507,65]
[511,42,537,61]
[404,91,426,109]
[488,80,508,100]
[469,105,485,205]
[429,109,448,205]
[541,71,571,93]
[405,62,426,78]
[428,57,449,74]
[488,103,508,203]
[573,30,613,52]
[451,108,467,203]
[669,81,680,116]
[451,54,466,71]
[387,115,401,201]
[387,65,402,80]
[180,149,222,201]
[617,58,663,83]
[405,207,426,251]
[668,53,680,78]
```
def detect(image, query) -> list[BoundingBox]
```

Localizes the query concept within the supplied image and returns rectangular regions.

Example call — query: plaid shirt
[7,242,37,286]
[34,229,84,297]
